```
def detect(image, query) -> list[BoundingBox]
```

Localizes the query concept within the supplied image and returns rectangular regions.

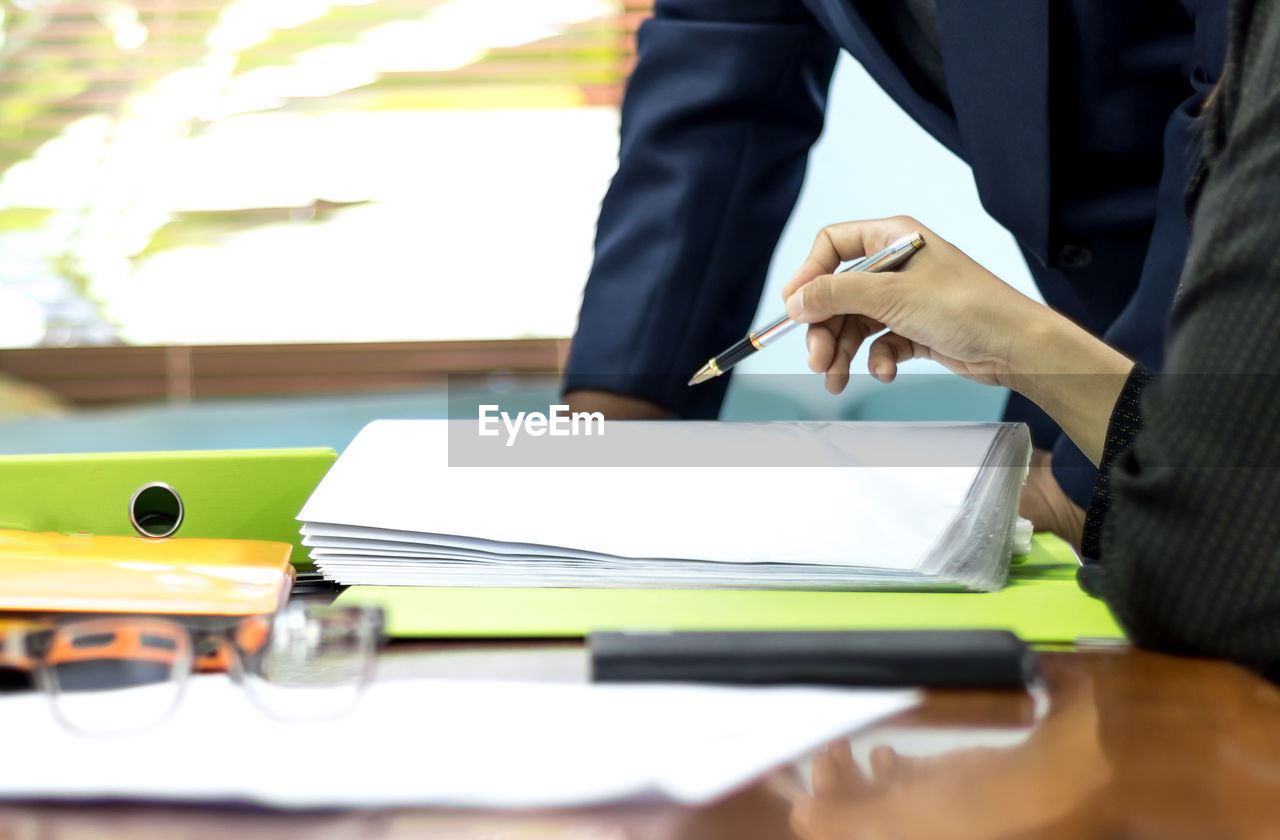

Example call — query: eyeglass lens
[240,606,377,721]
[40,619,190,735]
[38,606,377,734]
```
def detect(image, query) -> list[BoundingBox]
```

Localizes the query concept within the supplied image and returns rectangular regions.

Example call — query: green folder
[336,534,1125,643]
[0,448,336,567]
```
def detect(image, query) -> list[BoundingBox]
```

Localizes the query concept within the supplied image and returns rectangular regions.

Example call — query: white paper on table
[297,420,1000,570]
[0,676,918,809]
[301,525,622,561]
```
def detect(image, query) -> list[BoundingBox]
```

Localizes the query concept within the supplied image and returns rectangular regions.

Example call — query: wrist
[996,304,1065,398]
[1001,309,1134,466]
[1003,309,1128,403]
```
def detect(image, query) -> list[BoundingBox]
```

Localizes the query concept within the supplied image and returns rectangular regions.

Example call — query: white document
[298,420,1030,591]
[0,676,918,809]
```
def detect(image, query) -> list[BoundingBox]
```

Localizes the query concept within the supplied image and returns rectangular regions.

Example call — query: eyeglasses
[16,603,383,735]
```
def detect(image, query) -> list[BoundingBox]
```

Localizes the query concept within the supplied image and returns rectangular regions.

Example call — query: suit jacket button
[1059,243,1094,269]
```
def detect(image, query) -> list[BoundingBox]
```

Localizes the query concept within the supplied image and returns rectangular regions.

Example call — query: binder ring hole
[129,483,184,539]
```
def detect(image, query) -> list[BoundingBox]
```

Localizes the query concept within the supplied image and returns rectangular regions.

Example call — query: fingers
[785,216,958,384]
[869,745,901,779]
[812,749,842,797]
[783,216,926,299]
[828,740,865,791]
[1017,451,1087,550]
[824,316,862,394]
[806,315,889,391]
[786,270,894,326]
[812,740,869,798]
[806,314,893,388]
[866,332,922,383]
[781,227,858,302]
[805,317,843,374]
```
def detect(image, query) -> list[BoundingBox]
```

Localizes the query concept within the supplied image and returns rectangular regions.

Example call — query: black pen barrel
[712,336,758,374]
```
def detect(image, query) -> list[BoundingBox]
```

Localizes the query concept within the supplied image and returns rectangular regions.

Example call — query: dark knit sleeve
[1079,364,1154,563]
[1077,0,1280,668]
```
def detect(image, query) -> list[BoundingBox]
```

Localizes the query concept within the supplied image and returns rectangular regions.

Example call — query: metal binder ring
[129,482,184,539]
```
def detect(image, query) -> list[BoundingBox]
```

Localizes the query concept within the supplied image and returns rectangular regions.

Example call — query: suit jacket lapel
[935,0,1051,263]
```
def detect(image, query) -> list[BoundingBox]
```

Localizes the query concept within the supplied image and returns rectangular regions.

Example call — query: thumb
[785,272,888,324]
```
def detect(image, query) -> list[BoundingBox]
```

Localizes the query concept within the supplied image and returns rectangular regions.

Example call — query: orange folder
[0,529,293,617]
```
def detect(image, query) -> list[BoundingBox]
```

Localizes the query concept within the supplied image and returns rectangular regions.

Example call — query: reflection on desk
[2,647,1280,838]
[791,651,1280,840]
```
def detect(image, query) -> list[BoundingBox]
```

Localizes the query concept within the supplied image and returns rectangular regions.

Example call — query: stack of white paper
[298,420,1030,592]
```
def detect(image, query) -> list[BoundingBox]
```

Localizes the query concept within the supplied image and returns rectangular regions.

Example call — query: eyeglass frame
[9,602,384,735]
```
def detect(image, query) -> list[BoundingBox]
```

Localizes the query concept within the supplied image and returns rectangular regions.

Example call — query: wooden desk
[4,645,1280,838]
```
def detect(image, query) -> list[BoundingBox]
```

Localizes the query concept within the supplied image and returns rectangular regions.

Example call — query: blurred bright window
[0,0,646,348]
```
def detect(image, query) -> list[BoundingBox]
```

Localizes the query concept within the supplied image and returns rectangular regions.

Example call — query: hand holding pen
[777,217,1131,411]
[688,232,925,386]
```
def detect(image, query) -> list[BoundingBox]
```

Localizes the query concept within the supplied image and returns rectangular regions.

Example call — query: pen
[687,232,926,386]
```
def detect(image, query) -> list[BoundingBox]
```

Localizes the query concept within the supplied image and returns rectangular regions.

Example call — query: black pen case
[589,629,1038,690]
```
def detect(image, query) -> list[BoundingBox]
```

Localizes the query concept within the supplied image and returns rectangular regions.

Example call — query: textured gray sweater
[1079,0,1280,675]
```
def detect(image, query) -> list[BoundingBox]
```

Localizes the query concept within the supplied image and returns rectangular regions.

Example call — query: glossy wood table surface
[5,643,1280,839]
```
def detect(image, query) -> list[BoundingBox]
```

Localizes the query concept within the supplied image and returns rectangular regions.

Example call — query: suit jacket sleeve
[1077,0,1280,671]
[561,0,838,417]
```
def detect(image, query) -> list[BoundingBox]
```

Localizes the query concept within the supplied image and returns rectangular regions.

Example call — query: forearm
[564,5,837,417]
[1006,312,1135,467]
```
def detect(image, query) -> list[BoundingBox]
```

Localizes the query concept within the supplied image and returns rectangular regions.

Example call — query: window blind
[0,0,651,349]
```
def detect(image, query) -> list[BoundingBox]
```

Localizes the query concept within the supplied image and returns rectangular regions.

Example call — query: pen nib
[688,362,717,387]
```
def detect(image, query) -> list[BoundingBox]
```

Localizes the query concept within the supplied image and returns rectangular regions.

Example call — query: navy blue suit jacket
[563,0,1226,504]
